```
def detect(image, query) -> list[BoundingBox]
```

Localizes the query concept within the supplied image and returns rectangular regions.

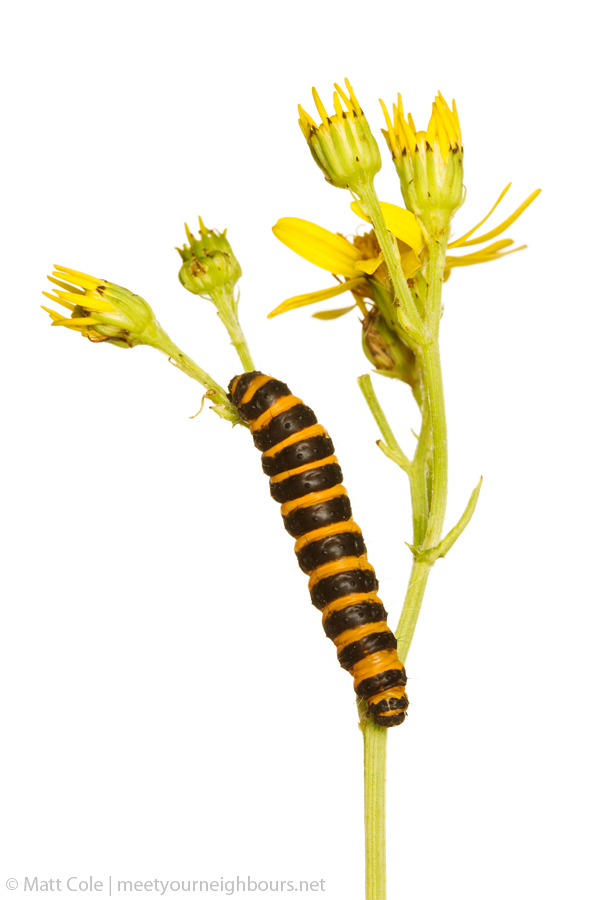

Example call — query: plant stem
[419,339,448,547]
[394,558,433,662]
[410,393,432,548]
[359,232,450,900]
[353,180,424,342]
[357,374,432,550]
[420,237,449,548]
[357,374,410,468]
[394,238,449,649]
[143,322,242,423]
[362,721,388,900]
[213,287,256,372]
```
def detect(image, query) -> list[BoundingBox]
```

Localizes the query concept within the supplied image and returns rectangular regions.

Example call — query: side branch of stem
[358,374,410,466]
[213,287,256,373]
[145,324,244,425]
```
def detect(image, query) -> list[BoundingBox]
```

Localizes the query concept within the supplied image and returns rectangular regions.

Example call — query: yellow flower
[349,199,423,253]
[298,79,381,190]
[348,199,423,278]
[272,218,362,277]
[270,183,541,319]
[382,91,462,163]
[380,91,464,229]
[269,217,420,319]
[41,266,157,347]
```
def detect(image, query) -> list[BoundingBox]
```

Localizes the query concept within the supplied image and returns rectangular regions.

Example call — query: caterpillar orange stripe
[228,371,408,727]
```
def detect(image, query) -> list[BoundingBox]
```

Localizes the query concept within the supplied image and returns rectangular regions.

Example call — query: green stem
[357,378,434,654]
[423,235,447,338]
[362,721,388,900]
[410,392,432,548]
[396,239,449,648]
[357,373,431,549]
[419,339,447,547]
[143,322,242,424]
[357,374,410,467]
[359,232,450,900]
[353,181,424,342]
[394,558,433,662]
[213,287,255,372]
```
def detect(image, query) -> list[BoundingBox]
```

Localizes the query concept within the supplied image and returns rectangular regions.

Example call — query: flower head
[269,217,419,384]
[298,79,381,190]
[269,216,422,319]
[177,217,242,298]
[41,267,158,347]
[380,91,464,231]
[270,182,541,319]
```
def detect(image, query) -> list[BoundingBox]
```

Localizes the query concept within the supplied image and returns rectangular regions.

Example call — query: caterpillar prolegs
[228,371,408,727]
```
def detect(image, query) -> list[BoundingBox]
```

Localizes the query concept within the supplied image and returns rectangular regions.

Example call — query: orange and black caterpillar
[228,371,408,727]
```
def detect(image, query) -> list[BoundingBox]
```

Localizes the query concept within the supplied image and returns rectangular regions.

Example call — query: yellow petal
[299,105,317,129]
[272,218,360,277]
[51,316,101,326]
[51,289,114,313]
[344,79,362,116]
[449,238,515,259]
[448,184,512,248]
[379,99,399,157]
[53,266,103,292]
[333,91,345,120]
[312,305,356,320]
[446,244,526,268]
[350,200,424,253]
[41,305,65,321]
[400,249,421,279]
[472,239,514,253]
[298,105,317,140]
[334,81,357,115]
[455,190,542,248]
[267,277,365,319]
[355,254,384,275]
[41,291,76,312]
[47,275,86,296]
[434,93,459,147]
[432,105,450,160]
[79,296,114,313]
[41,307,88,332]
[312,87,329,123]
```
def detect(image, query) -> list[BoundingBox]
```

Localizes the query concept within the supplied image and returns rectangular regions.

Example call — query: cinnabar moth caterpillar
[228,371,408,727]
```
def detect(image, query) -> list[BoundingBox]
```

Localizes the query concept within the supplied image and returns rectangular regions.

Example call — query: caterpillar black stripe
[228,371,408,727]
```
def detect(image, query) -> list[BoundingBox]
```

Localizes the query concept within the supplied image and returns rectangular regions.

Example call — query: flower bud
[41,266,159,347]
[298,79,381,190]
[362,306,418,388]
[177,218,241,299]
[381,92,464,234]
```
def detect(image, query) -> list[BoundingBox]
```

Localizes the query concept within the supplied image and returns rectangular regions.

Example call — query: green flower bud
[299,79,381,190]
[177,218,241,299]
[41,264,241,423]
[362,306,418,387]
[381,92,464,234]
[41,265,159,347]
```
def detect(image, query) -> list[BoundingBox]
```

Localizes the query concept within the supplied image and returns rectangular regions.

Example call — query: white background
[1,1,598,898]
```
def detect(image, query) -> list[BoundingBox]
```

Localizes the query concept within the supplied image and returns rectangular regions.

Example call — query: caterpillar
[228,371,408,727]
